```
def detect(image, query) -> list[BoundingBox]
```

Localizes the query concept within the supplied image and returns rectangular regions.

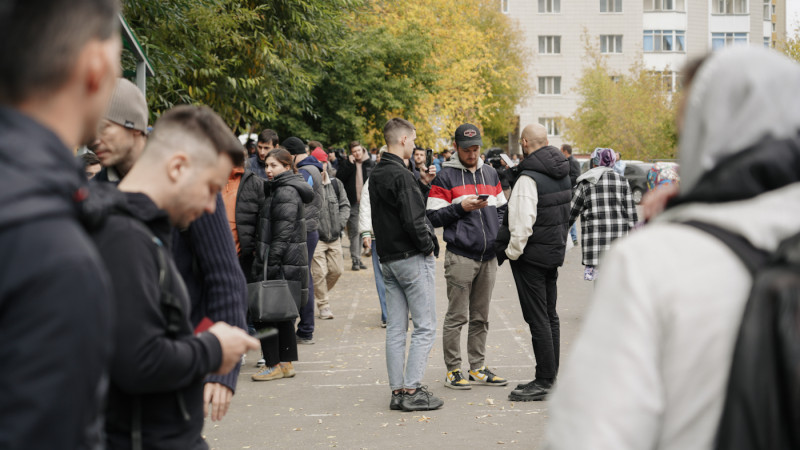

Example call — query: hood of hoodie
[518,145,570,179]
[678,47,800,192]
[0,107,87,231]
[272,171,314,204]
[577,166,613,185]
[297,155,323,172]
[443,154,484,172]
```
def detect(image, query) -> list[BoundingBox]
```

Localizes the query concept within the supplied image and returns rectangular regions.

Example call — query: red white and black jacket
[426,157,507,261]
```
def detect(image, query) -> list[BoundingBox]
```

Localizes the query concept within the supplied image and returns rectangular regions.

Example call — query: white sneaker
[318,306,334,320]
[256,358,266,368]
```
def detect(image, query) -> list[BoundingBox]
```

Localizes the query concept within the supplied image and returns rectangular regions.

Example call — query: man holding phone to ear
[426,123,508,390]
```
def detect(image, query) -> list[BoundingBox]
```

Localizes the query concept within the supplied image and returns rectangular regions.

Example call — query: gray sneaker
[297,336,315,345]
[389,391,404,410]
[401,386,444,411]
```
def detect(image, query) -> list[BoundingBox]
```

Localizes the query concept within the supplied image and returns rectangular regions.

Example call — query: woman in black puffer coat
[251,148,313,381]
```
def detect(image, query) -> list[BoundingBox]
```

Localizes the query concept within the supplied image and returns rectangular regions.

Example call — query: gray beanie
[105,78,148,133]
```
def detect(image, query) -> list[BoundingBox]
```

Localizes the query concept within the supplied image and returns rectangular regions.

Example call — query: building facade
[504,0,786,151]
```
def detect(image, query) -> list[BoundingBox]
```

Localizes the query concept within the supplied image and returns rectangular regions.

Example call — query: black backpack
[684,221,800,450]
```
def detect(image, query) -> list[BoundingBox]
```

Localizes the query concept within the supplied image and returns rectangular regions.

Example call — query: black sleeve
[267,190,300,272]
[335,157,355,183]
[0,223,113,449]
[396,174,434,255]
[99,223,223,394]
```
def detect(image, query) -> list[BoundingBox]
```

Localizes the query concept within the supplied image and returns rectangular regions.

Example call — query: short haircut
[257,129,279,146]
[265,148,297,174]
[413,147,426,155]
[382,118,415,146]
[147,105,244,167]
[561,144,572,155]
[0,0,119,104]
[79,151,101,168]
[349,141,362,151]
[308,140,323,150]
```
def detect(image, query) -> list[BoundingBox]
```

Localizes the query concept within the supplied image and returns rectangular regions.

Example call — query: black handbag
[246,273,300,322]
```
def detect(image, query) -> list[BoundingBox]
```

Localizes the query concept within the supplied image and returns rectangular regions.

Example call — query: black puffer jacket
[252,171,314,307]
[235,170,265,281]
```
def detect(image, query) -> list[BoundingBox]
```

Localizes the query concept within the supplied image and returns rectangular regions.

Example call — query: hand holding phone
[477,194,490,201]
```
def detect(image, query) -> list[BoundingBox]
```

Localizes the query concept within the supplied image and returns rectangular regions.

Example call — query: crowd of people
[3,0,800,448]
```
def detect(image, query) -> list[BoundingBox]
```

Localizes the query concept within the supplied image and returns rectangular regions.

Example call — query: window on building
[539,118,562,136]
[643,30,685,52]
[538,0,560,13]
[764,36,771,47]
[538,36,562,54]
[538,77,562,95]
[763,0,770,19]
[713,0,748,14]
[502,0,509,13]
[600,35,623,53]
[650,71,679,92]
[643,0,686,11]
[711,32,748,50]
[600,0,622,12]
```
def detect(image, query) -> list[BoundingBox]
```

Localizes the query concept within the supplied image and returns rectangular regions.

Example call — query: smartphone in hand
[425,149,433,169]
[477,194,490,201]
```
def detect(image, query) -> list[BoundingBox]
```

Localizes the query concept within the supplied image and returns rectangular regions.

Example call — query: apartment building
[503,0,786,150]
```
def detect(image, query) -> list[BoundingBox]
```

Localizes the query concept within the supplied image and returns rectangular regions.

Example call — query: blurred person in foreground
[0,0,120,447]
[546,47,800,449]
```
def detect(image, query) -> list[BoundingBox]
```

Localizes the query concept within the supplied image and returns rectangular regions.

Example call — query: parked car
[623,162,652,204]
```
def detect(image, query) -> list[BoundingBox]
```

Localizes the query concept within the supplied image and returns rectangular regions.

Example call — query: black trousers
[255,320,298,367]
[510,259,560,379]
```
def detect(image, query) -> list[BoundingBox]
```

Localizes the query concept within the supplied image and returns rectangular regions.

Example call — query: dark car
[623,162,653,204]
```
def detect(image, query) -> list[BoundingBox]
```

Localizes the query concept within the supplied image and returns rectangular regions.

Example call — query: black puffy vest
[517,146,572,268]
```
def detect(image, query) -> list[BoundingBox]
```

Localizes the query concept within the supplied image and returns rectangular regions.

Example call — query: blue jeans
[372,241,387,322]
[382,253,437,390]
[297,230,319,339]
[569,223,578,243]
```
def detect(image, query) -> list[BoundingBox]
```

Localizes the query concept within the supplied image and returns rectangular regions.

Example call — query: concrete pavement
[203,241,593,449]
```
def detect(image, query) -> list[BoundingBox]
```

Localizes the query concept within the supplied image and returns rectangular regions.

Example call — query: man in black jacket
[93,106,259,449]
[370,118,443,412]
[337,140,375,271]
[503,123,571,402]
[0,1,120,447]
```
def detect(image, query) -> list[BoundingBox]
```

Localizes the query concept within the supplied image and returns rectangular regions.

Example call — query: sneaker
[380,320,387,328]
[256,358,266,368]
[389,391,404,410]
[318,306,334,320]
[515,379,535,390]
[351,259,360,271]
[252,364,284,381]
[468,366,508,386]
[444,369,471,390]
[401,386,444,411]
[508,378,552,402]
[279,362,295,378]
[358,260,367,270]
[573,239,579,246]
[297,336,315,345]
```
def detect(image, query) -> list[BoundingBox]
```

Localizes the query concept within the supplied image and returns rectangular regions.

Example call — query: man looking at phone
[426,123,508,390]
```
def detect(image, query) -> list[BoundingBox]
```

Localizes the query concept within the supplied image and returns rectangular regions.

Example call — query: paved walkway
[204,240,593,449]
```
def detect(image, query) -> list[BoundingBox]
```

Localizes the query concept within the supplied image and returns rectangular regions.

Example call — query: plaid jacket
[568,167,637,266]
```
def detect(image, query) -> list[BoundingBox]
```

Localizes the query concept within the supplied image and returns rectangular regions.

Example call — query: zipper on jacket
[472,169,488,260]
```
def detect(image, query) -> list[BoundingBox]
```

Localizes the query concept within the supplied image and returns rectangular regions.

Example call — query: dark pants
[256,320,298,366]
[297,230,319,339]
[510,259,560,380]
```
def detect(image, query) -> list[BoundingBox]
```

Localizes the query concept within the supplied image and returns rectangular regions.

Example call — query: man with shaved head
[499,123,571,402]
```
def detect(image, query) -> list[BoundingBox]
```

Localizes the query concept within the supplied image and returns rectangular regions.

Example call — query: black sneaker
[358,260,367,270]
[508,378,552,402]
[351,261,360,271]
[389,391,404,410]
[401,386,444,411]
[515,379,535,390]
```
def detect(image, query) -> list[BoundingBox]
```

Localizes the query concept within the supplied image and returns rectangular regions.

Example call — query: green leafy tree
[565,41,677,160]
[779,28,800,63]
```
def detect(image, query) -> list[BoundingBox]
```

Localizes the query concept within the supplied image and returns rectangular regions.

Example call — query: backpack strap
[682,220,770,274]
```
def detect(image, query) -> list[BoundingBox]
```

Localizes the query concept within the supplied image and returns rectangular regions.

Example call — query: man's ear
[167,152,190,183]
